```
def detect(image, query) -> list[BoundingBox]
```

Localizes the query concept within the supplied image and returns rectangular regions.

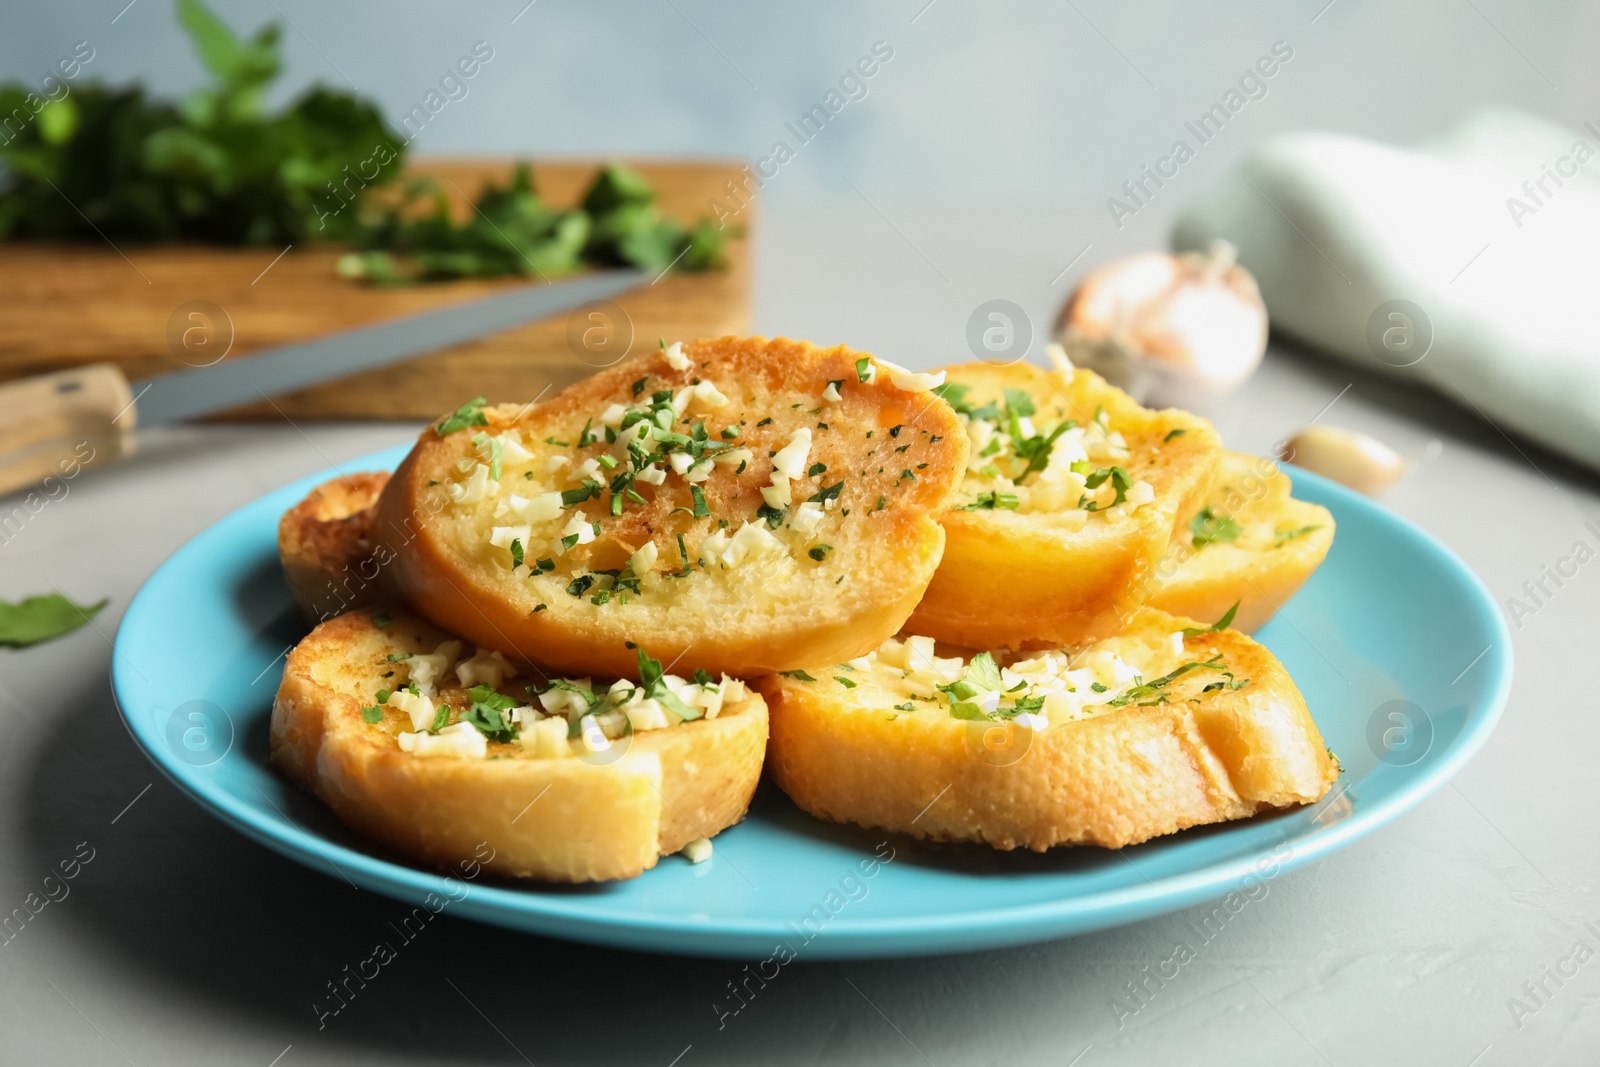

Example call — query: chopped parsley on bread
[374,336,969,679]
[758,607,1337,850]
[271,607,767,883]
[1149,451,1335,632]
[907,357,1221,651]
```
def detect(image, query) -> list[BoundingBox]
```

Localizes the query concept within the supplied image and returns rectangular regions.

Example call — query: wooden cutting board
[0,158,752,420]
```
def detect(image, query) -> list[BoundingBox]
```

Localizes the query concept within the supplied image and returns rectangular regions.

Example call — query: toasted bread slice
[271,607,768,883]
[757,608,1336,851]
[906,360,1220,650]
[278,471,391,623]
[374,336,969,679]
[1149,451,1334,632]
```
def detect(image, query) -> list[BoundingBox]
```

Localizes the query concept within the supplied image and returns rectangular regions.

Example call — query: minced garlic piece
[398,721,487,759]
[448,463,491,504]
[665,341,691,371]
[876,358,946,392]
[456,648,516,688]
[681,837,713,863]
[407,640,462,697]
[518,717,571,758]
[691,380,729,407]
[771,428,812,480]
[386,688,435,732]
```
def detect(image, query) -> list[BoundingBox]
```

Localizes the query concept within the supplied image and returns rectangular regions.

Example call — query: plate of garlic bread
[114,336,1510,958]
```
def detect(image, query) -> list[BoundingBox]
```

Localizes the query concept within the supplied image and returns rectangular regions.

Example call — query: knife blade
[133,268,648,426]
[0,269,647,498]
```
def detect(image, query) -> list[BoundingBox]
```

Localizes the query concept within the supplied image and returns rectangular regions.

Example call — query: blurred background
[8,0,1594,358]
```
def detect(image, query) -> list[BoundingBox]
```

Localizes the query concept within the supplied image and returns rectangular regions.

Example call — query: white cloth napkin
[1172,108,1600,471]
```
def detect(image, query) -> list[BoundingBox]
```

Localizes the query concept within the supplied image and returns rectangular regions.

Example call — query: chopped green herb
[461,687,517,742]
[536,557,555,572]
[807,462,827,477]
[561,481,604,506]
[1003,387,1036,418]
[756,417,773,427]
[430,703,451,731]
[1107,653,1234,707]
[533,604,548,613]
[721,425,741,439]
[637,647,702,720]
[856,357,873,382]
[1084,465,1132,509]
[386,651,412,663]
[961,490,1020,511]
[566,575,595,597]
[873,495,887,512]
[1090,682,1108,693]
[1180,603,1239,638]
[808,544,833,562]
[371,611,391,630]
[691,485,710,518]
[472,432,503,480]
[361,704,384,723]
[1164,428,1187,442]
[1190,507,1242,549]
[1274,524,1322,545]
[632,376,648,397]
[808,481,844,507]
[781,670,818,682]
[834,676,858,689]
[545,436,570,447]
[509,538,524,570]
[436,397,488,435]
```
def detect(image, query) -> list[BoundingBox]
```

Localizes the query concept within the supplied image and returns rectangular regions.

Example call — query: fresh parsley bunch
[338,162,732,284]
[0,0,402,244]
[0,0,734,282]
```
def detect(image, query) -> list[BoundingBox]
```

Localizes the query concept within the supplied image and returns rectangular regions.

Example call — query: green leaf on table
[0,594,108,648]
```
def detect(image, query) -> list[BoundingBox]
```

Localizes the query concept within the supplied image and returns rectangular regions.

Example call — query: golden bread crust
[757,608,1336,851]
[908,362,1220,650]
[277,471,391,623]
[374,336,969,678]
[1150,451,1335,632]
[270,608,768,882]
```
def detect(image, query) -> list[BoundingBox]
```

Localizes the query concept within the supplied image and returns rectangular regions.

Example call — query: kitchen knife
[0,269,647,498]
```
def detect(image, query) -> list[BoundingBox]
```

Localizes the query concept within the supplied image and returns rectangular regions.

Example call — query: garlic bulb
[1279,425,1408,496]
[1054,240,1268,408]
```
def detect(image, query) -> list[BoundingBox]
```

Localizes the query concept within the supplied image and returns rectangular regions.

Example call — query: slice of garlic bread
[906,360,1221,650]
[374,336,969,679]
[271,607,767,883]
[278,471,391,623]
[1149,451,1334,632]
[758,608,1336,851]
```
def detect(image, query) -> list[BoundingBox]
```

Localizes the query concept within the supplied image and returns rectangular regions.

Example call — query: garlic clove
[1279,424,1408,496]
[1055,240,1268,409]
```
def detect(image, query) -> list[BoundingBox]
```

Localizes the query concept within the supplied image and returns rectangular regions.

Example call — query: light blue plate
[113,448,1510,959]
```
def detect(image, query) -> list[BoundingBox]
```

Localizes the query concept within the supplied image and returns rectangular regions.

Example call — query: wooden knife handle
[0,364,137,499]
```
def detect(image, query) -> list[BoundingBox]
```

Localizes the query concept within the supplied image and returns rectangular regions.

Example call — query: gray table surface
[3,203,1598,1067]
